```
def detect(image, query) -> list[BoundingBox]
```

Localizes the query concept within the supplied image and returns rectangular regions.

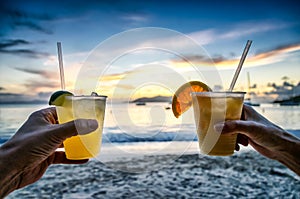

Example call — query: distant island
[0,100,47,105]
[131,96,172,103]
[273,95,300,105]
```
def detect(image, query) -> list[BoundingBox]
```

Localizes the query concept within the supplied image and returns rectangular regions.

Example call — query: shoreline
[7,150,300,198]
[1,128,299,145]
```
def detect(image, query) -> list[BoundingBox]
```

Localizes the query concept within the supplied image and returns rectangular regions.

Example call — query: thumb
[52,119,98,140]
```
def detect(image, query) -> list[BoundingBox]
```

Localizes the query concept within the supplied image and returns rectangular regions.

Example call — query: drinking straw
[228,40,252,91]
[57,42,65,90]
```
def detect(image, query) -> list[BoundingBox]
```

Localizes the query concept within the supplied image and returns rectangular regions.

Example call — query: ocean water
[0,103,299,146]
[0,104,48,141]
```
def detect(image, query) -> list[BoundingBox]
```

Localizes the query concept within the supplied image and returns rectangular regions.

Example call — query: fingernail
[75,119,98,135]
[87,119,98,130]
[214,123,224,133]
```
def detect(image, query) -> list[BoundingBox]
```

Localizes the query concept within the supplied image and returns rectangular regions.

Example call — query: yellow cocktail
[192,92,245,156]
[56,95,107,160]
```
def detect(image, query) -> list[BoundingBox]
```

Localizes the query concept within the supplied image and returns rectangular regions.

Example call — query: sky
[0,0,299,103]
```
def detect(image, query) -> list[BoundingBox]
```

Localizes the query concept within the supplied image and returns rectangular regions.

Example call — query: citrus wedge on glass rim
[172,81,212,118]
[49,90,73,106]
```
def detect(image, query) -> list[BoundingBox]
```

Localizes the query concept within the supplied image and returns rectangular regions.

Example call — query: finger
[214,120,266,141]
[237,134,249,146]
[241,105,247,120]
[235,134,249,151]
[51,151,89,164]
[52,119,98,140]
[43,107,58,124]
[241,104,254,120]
[29,107,58,124]
[235,143,240,151]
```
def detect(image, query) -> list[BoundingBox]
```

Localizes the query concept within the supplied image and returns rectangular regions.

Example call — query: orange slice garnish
[172,81,212,118]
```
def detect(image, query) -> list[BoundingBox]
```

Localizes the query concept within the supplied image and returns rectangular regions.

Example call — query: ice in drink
[56,95,107,160]
[192,92,245,156]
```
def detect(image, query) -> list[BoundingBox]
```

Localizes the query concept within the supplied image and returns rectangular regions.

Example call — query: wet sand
[7,150,300,198]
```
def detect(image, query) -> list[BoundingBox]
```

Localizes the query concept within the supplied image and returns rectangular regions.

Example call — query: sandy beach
[2,105,300,198]
[7,150,300,198]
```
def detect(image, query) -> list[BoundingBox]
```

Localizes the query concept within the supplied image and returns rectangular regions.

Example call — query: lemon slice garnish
[49,90,73,106]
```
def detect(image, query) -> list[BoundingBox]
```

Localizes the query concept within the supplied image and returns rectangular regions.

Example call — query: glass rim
[65,95,107,100]
[191,91,246,96]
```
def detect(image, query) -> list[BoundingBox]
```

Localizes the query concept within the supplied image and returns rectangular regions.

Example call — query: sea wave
[0,136,11,144]
[286,129,300,138]
[102,132,197,143]
[1,129,299,145]
[100,129,300,143]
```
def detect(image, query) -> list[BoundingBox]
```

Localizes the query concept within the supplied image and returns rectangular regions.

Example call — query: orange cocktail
[192,92,245,156]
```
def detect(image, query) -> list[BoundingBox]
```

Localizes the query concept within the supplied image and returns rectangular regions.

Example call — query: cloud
[14,67,57,79]
[188,20,292,45]
[173,54,222,65]
[100,73,126,81]
[121,12,150,26]
[172,42,300,68]
[0,92,32,103]
[240,43,300,67]
[253,43,300,60]
[0,92,23,97]
[1,1,149,37]
[2,7,53,21]
[37,91,53,99]
[113,84,136,90]
[9,67,67,93]
[122,14,148,22]
[0,5,53,58]
[0,48,50,58]
[0,92,21,96]
[0,5,53,36]
[187,29,216,45]
[92,20,291,63]
[12,67,61,92]
[0,39,50,58]
[0,39,31,48]
[219,21,288,39]
[0,92,51,103]
[24,79,60,92]
[13,21,53,34]
[0,1,149,58]
[265,81,300,99]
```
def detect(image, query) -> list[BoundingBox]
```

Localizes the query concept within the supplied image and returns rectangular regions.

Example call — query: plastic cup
[191,92,245,156]
[56,95,107,160]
